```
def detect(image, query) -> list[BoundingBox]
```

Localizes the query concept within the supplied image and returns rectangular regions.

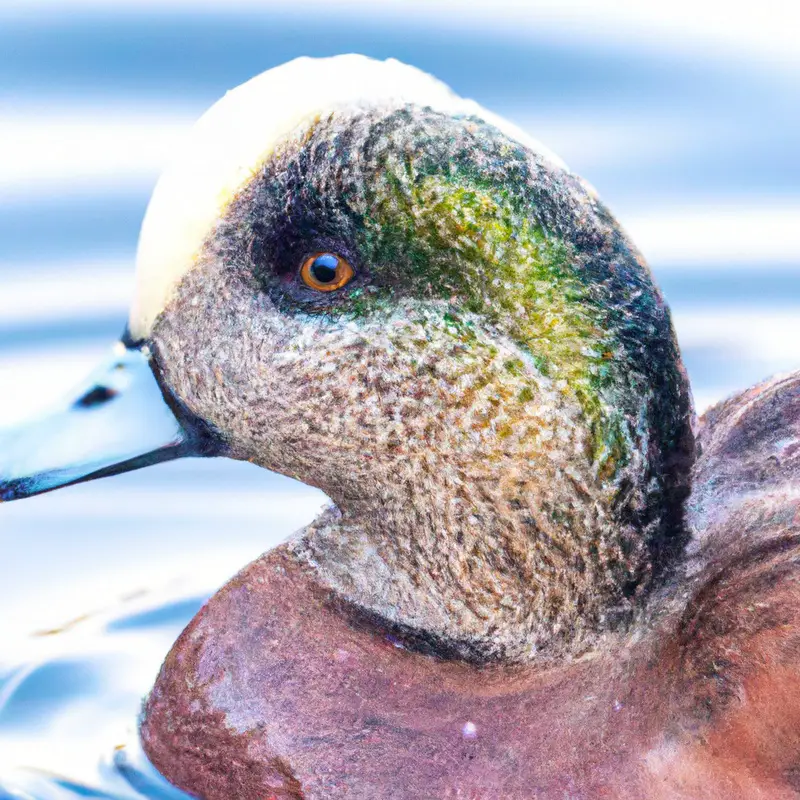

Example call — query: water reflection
[0,585,203,799]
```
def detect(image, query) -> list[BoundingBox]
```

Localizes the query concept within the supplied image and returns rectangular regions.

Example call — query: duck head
[0,55,694,662]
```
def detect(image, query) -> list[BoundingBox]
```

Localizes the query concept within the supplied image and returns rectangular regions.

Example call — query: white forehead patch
[129,54,567,340]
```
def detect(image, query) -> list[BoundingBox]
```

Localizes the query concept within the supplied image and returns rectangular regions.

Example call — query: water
[0,586,200,799]
[0,460,326,798]
[1,2,799,797]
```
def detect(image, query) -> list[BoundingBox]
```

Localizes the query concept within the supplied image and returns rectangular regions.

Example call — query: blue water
[0,4,798,797]
[0,586,201,799]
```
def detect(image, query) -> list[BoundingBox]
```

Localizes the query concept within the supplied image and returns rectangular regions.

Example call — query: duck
[2,55,800,799]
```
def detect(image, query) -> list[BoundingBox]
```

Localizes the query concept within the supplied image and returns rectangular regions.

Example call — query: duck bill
[0,342,219,502]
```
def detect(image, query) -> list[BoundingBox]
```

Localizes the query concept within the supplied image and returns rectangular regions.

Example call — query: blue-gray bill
[0,343,217,502]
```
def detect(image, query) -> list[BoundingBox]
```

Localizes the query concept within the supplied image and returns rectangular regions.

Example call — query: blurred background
[0,1,798,783]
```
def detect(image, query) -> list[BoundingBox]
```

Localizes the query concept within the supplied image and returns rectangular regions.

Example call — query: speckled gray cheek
[149,256,646,662]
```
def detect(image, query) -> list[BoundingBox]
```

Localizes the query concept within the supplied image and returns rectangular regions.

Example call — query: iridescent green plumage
[230,105,690,526]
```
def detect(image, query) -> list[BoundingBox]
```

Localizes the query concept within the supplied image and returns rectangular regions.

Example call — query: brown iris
[300,252,355,292]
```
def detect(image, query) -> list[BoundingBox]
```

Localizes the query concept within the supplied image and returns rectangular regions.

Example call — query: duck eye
[300,252,355,292]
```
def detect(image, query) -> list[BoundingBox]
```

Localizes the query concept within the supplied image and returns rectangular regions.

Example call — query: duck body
[142,370,800,799]
[142,545,667,800]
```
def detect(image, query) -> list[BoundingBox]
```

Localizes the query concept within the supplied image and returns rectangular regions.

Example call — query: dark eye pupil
[310,254,339,283]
